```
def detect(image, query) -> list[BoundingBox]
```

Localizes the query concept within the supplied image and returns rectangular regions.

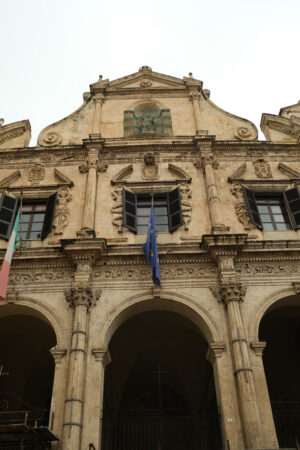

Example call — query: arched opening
[259,294,300,448]
[102,310,222,450]
[0,305,57,448]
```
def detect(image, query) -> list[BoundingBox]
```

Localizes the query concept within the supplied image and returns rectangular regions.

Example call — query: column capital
[65,287,101,309]
[50,348,67,365]
[250,341,267,357]
[194,151,219,170]
[79,150,107,173]
[92,348,112,367]
[189,91,201,103]
[220,281,246,304]
[206,342,226,364]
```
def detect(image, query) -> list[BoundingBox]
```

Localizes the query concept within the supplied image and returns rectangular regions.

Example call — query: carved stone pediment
[261,101,300,143]
[0,119,31,149]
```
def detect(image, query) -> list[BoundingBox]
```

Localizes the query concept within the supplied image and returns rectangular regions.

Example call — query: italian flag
[0,209,20,300]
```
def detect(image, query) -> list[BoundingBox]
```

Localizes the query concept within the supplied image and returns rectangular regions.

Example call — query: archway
[0,304,57,448]
[259,294,300,448]
[102,310,222,450]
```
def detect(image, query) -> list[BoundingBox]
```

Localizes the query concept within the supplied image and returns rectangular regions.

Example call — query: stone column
[49,348,67,449]
[206,343,245,450]
[90,94,105,138]
[62,285,101,450]
[189,92,202,134]
[194,141,228,233]
[220,281,263,449]
[81,349,111,450]
[250,342,279,448]
[78,147,107,237]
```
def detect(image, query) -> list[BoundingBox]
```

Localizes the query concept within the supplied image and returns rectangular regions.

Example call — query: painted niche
[124,102,173,137]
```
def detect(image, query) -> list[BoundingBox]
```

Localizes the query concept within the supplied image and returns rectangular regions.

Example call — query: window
[0,193,57,241]
[122,187,183,234]
[243,186,300,230]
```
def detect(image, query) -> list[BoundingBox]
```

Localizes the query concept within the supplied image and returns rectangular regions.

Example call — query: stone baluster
[194,141,227,233]
[78,146,107,237]
[220,281,263,449]
[62,260,101,450]
[189,92,202,134]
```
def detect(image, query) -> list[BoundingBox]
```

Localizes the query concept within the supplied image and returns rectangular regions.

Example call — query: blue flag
[143,206,161,287]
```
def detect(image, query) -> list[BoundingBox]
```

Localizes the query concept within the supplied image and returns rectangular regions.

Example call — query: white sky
[1,0,299,144]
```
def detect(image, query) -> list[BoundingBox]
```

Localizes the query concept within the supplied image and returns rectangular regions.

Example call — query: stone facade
[0,67,300,450]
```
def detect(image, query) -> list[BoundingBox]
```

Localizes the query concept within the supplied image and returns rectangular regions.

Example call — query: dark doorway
[259,295,300,448]
[0,312,57,448]
[102,310,222,450]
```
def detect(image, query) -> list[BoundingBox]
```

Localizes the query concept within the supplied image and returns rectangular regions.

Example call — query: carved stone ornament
[28,163,45,185]
[40,131,62,146]
[179,183,192,230]
[220,281,246,304]
[234,126,254,141]
[194,152,219,170]
[53,187,72,235]
[142,152,158,180]
[111,185,123,233]
[65,287,101,309]
[79,158,107,173]
[231,183,255,230]
[140,79,152,88]
[253,158,273,179]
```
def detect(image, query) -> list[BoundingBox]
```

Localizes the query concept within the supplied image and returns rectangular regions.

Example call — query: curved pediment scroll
[111,165,133,183]
[168,163,191,181]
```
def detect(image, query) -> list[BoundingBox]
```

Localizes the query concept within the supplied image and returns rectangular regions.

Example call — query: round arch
[99,290,221,348]
[248,286,298,341]
[0,295,65,348]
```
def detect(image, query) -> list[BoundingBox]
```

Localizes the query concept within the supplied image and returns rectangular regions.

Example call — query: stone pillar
[194,141,228,233]
[62,285,101,450]
[91,94,105,138]
[189,92,202,134]
[250,341,279,448]
[206,343,245,450]
[81,349,111,450]
[78,147,107,237]
[49,348,67,449]
[220,281,263,449]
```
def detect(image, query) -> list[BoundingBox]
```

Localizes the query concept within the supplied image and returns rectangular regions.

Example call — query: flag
[0,208,20,300]
[143,205,161,287]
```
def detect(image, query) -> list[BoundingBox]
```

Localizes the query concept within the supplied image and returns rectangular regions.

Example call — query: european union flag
[143,206,161,287]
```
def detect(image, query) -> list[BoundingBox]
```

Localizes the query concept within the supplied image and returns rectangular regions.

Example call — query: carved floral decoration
[53,187,72,235]
[252,158,273,179]
[179,183,192,230]
[40,131,62,146]
[111,185,123,233]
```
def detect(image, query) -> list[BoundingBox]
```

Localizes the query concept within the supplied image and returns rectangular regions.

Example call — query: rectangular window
[256,195,292,231]
[20,202,47,240]
[136,195,169,234]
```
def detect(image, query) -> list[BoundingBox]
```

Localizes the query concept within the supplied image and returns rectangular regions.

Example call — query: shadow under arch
[100,290,220,348]
[0,296,65,348]
[248,286,297,341]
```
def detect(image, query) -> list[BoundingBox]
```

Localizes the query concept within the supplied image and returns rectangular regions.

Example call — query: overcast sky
[1,0,299,144]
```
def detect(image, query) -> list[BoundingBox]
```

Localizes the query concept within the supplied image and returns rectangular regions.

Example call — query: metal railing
[272,402,300,449]
[101,408,223,450]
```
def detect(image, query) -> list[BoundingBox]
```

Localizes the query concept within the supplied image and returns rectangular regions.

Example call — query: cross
[0,365,9,377]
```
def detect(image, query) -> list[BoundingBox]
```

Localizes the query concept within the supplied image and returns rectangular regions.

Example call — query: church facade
[0,67,300,450]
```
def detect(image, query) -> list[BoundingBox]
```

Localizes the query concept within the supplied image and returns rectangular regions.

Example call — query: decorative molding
[237,261,300,276]
[40,131,62,146]
[54,168,74,186]
[168,163,191,180]
[293,282,300,294]
[9,270,73,284]
[206,342,226,364]
[50,348,67,365]
[53,187,72,235]
[0,170,21,188]
[219,281,246,304]
[92,349,112,367]
[278,162,300,179]
[28,163,45,185]
[252,158,273,178]
[227,163,247,182]
[231,183,255,230]
[234,126,255,141]
[250,341,266,357]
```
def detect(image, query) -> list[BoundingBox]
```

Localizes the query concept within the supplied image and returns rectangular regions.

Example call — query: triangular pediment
[90,67,202,94]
